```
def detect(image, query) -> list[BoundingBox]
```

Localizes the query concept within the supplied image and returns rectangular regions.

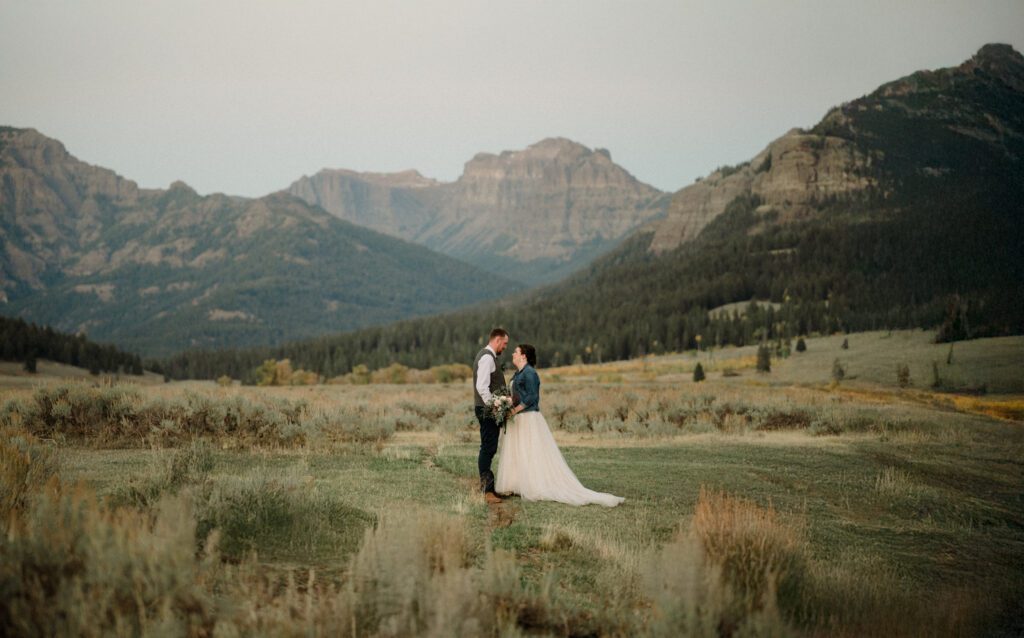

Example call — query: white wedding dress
[495,411,624,507]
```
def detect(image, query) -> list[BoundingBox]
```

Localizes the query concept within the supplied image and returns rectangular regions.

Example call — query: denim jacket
[511,364,540,413]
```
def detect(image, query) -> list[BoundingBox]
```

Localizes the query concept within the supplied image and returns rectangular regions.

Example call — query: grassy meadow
[1,330,1022,636]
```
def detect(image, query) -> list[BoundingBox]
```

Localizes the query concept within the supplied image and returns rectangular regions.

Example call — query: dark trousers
[475,405,500,493]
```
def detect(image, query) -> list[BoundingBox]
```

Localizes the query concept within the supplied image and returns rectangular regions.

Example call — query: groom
[474,327,509,504]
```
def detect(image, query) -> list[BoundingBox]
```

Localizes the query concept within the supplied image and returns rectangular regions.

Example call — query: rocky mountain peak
[648,43,1024,254]
[1,127,73,166]
[328,168,439,188]
[0,128,144,292]
[1,126,137,196]
[525,136,593,157]
[962,43,1024,92]
[971,42,1023,67]
[168,180,197,194]
[448,135,656,193]
[460,137,605,177]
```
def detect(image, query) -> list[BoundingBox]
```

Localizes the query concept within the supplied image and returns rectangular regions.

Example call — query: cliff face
[649,43,1024,253]
[0,128,515,356]
[435,138,666,263]
[288,138,668,284]
[0,128,142,295]
[649,131,878,252]
[288,169,438,240]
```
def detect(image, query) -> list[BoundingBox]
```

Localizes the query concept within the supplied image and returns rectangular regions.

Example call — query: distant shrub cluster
[540,388,821,437]
[254,358,320,386]
[0,383,312,447]
[328,362,472,385]
[232,359,474,386]
[301,406,398,444]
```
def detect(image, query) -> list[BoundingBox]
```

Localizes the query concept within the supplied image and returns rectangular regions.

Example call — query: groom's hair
[489,328,509,340]
[517,343,537,367]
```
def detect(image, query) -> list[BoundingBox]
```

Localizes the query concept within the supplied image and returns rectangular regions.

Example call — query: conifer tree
[756,345,771,373]
[832,359,846,383]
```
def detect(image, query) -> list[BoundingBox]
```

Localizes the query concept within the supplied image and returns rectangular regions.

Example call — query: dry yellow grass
[939,395,1024,421]
[546,351,759,381]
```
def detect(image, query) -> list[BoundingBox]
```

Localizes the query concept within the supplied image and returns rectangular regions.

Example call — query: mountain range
[157,43,1024,380]
[5,44,1022,370]
[0,129,672,357]
[287,138,670,285]
[0,129,522,357]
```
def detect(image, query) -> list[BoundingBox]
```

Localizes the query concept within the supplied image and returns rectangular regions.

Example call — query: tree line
[0,315,144,375]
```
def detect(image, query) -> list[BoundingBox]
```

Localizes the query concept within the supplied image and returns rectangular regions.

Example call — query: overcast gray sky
[2,1,1022,197]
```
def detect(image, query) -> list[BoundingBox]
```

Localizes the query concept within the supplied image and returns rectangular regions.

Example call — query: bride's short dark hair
[517,343,537,367]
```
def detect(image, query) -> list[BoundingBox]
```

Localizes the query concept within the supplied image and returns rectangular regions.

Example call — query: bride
[495,343,624,507]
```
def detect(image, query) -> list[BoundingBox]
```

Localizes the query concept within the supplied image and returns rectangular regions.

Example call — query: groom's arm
[475,355,495,404]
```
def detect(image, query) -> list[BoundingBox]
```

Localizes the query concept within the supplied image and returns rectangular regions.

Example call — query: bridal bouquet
[487,390,514,430]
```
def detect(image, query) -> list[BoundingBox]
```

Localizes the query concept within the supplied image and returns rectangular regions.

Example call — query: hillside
[649,42,1024,253]
[288,138,670,285]
[159,44,1024,381]
[0,128,516,357]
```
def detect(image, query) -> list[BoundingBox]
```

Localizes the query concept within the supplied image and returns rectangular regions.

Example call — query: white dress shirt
[476,345,497,404]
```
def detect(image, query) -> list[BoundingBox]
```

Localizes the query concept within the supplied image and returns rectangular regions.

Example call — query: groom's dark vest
[473,347,506,407]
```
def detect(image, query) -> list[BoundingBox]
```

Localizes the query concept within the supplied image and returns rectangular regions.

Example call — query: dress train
[495,411,624,507]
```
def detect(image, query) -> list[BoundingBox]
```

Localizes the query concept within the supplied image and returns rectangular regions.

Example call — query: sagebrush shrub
[2,383,312,447]
[0,480,217,636]
[0,434,59,521]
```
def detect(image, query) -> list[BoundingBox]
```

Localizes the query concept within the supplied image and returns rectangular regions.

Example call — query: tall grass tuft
[213,507,550,636]
[108,440,215,509]
[874,466,919,496]
[0,476,218,636]
[194,471,373,562]
[301,406,396,443]
[639,514,794,636]
[0,433,60,522]
[691,487,807,618]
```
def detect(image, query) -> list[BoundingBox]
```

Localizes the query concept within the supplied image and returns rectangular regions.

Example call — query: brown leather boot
[483,492,503,505]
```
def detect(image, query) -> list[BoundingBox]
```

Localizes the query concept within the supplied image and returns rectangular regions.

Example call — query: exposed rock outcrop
[649,131,879,252]
[649,43,1024,254]
[288,138,668,283]
[0,127,141,289]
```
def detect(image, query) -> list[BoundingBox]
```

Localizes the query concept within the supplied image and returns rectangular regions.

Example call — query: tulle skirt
[495,411,624,507]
